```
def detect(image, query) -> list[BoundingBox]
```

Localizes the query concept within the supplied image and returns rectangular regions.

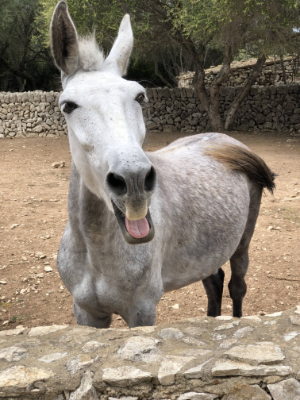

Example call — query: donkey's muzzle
[106,166,156,197]
[107,163,156,244]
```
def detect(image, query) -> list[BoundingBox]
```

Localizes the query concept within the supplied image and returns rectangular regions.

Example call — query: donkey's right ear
[50,1,79,75]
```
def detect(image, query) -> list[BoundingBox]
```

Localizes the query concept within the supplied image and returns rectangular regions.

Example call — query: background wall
[178,57,299,88]
[1,84,300,138]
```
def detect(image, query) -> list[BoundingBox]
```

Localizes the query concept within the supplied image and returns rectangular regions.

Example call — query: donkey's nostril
[144,166,156,192]
[107,173,127,196]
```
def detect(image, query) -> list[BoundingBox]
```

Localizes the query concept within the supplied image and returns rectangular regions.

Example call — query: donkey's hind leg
[202,268,225,317]
[229,187,262,318]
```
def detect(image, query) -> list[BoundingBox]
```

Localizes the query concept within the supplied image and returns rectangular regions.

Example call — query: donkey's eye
[135,93,145,105]
[63,102,78,114]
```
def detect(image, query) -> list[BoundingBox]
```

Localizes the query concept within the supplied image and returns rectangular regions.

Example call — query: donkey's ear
[103,14,133,76]
[50,1,79,75]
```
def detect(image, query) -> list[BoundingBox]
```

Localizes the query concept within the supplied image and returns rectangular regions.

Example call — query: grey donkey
[50,1,275,328]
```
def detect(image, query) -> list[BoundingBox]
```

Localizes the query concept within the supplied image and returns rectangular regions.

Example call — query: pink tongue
[125,217,150,239]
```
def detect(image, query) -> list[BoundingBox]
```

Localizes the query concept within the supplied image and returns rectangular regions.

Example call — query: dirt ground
[0,130,299,332]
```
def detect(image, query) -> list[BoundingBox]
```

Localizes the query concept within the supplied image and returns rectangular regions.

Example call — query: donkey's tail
[204,144,276,194]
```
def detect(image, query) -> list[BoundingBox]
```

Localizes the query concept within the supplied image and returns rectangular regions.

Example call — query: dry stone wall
[177,57,298,88]
[145,84,300,135]
[1,85,300,138]
[0,91,67,139]
[1,306,300,400]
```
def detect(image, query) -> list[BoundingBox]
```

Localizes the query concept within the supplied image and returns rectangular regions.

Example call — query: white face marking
[60,71,147,210]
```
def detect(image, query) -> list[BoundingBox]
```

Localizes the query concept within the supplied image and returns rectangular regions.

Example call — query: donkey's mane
[78,35,105,72]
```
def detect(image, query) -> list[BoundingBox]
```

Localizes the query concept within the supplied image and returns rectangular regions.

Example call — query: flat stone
[38,352,68,363]
[268,378,300,400]
[183,327,204,336]
[265,311,282,317]
[44,266,53,272]
[218,339,239,349]
[211,333,226,340]
[82,341,109,353]
[222,384,271,399]
[117,336,161,362]
[295,305,300,315]
[284,331,300,341]
[224,342,285,365]
[69,370,98,400]
[130,326,155,333]
[232,326,254,338]
[290,315,300,325]
[179,349,212,357]
[214,321,239,331]
[158,356,194,385]
[102,366,152,387]
[0,327,25,337]
[242,316,262,322]
[184,359,213,379]
[0,346,27,362]
[109,398,138,400]
[0,366,54,394]
[215,316,232,321]
[66,354,93,375]
[159,328,185,340]
[178,393,218,400]
[28,324,68,336]
[181,337,205,346]
[212,360,292,377]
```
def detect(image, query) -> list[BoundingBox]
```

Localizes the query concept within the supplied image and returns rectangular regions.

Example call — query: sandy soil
[0,130,299,331]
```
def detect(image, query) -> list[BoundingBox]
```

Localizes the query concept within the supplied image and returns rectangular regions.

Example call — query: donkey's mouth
[112,201,155,244]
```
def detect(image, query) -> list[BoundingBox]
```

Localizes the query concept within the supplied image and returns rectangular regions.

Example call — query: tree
[124,0,300,131]
[0,0,54,92]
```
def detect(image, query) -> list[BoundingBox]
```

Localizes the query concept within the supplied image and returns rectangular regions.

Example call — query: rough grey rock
[224,342,285,365]
[222,384,271,399]
[268,378,300,400]
[177,393,218,400]
[117,336,161,362]
[102,366,152,387]
[211,360,291,377]
[0,345,27,362]
[69,371,98,400]
[158,356,194,385]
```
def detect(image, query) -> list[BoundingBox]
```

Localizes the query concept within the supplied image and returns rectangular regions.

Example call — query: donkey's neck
[68,162,116,246]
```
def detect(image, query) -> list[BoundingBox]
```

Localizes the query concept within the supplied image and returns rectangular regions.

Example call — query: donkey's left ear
[50,1,79,75]
[102,15,133,76]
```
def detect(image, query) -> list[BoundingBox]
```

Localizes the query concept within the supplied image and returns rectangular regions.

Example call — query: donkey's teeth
[125,217,150,239]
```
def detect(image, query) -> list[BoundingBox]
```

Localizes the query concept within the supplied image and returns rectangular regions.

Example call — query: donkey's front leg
[73,302,112,328]
[202,268,225,317]
[127,299,158,328]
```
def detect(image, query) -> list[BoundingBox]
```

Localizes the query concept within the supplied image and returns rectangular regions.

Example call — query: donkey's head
[51,1,156,244]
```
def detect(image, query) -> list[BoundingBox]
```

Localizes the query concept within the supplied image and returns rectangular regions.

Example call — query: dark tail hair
[204,144,276,193]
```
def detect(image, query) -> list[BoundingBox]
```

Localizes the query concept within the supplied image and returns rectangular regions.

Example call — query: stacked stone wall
[1,85,300,138]
[0,91,66,139]
[145,84,300,135]
[178,57,299,88]
[0,307,300,399]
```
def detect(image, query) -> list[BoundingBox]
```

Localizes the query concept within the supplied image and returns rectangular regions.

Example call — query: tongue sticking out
[125,217,150,239]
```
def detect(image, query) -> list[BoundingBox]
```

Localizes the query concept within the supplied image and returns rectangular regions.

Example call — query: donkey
[50,1,275,328]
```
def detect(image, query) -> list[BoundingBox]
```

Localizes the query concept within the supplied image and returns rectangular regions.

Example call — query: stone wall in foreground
[1,85,300,138]
[1,306,300,399]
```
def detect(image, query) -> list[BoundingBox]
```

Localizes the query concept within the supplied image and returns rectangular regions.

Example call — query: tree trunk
[225,54,266,131]
[196,43,233,132]
[280,55,287,84]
